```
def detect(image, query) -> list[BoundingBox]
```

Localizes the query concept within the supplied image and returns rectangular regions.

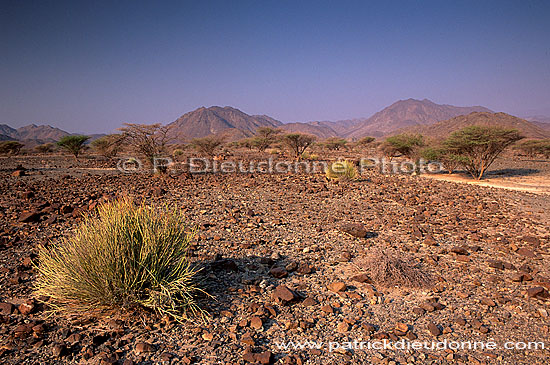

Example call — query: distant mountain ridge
[342,98,493,138]
[167,106,283,141]
[0,123,70,142]
[4,99,545,144]
[279,122,338,139]
[395,112,550,139]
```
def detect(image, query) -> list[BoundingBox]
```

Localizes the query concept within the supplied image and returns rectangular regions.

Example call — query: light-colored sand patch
[421,173,550,194]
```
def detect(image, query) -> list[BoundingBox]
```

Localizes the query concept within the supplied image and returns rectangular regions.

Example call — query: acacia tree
[118,123,174,166]
[0,141,23,155]
[352,136,376,151]
[444,126,523,180]
[383,134,425,160]
[191,135,225,157]
[323,137,348,151]
[282,133,316,160]
[91,134,126,158]
[515,139,550,159]
[250,127,282,152]
[421,146,466,174]
[35,143,55,154]
[57,135,90,159]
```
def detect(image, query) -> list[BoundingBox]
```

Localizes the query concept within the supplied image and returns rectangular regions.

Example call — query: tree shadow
[484,168,540,179]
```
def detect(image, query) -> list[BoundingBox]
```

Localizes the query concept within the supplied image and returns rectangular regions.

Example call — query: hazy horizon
[2,0,549,134]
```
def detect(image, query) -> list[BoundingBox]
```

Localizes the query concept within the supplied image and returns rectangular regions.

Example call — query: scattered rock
[272,285,296,304]
[339,222,369,238]
[527,287,550,299]
[135,342,155,354]
[250,316,263,330]
[0,302,14,315]
[328,282,347,293]
[351,273,371,283]
[451,246,468,255]
[427,322,441,336]
[269,267,288,278]
[52,343,67,357]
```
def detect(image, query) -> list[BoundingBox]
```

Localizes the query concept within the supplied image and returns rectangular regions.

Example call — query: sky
[1,0,549,134]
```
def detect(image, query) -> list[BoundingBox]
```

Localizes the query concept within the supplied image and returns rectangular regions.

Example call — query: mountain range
[342,98,493,138]
[394,112,550,139]
[0,124,70,144]
[3,99,549,144]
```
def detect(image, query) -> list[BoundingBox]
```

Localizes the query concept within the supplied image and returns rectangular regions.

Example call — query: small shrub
[35,143,55,154]
[361,248,432,288]
[172,148,185,161]
[36,198,205,321]
[325,160,358,180]
[191,136,225,157]
[301,151,319,160]
[323,137,348,151]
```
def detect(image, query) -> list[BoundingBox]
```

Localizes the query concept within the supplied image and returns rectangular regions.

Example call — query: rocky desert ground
[0,152,549,364]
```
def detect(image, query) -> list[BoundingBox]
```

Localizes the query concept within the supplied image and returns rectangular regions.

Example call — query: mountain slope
[396,112,550,139]
[0,123,70,143]
[279,122,338,139]
[0,124,17,138]
[345,99,492,138]
[15,124,70,141]
[168,106,282,141]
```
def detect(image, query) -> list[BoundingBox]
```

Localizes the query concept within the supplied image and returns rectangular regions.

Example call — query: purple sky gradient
[1,0,549,134]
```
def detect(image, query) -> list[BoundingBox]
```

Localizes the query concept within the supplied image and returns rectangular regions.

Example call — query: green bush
[325,160,358,180]
[421,146,467,174]
[36,198,205,321]
[515,139,550,158]
[383,134,425,159]
[35,143,55,154]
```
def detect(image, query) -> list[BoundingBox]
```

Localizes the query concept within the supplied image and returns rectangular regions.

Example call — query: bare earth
[0,153,549,364]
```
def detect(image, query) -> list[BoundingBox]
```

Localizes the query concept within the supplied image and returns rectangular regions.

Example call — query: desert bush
[0,140,23,155]
[172,148,185,159]
[301,151,319,160]
[444,126,523,179]
[35,198,205,321]
[383,134,425,160]
[35,143,55,154]
[250,127,282,152]
[191,136,225,157]
[57,135,90,159]
[323,137,348,151]
[325,160,358,180]
[91,134,126,158]
[119,123,174,166]
[421,146,467,174]
[357,136,376,146]
[515,139,550,158]
[282,133,316,160]
[362,248,432,288]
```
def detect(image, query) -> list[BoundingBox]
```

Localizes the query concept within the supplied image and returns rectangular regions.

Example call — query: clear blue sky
[1,0,549,133]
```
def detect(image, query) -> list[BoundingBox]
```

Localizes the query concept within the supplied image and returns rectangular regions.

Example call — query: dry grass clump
[36,198,205,321]
[325,160,358,180]
[362,248,432,288]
